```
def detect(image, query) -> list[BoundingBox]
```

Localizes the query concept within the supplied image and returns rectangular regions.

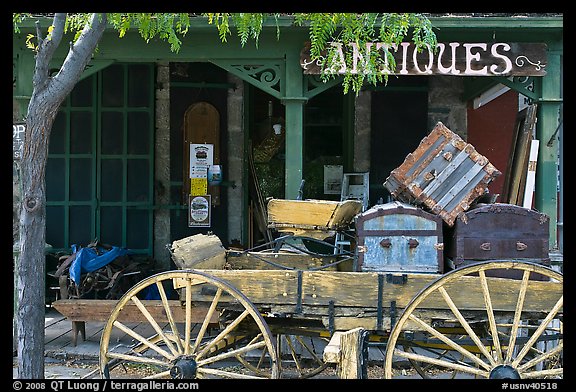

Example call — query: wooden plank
[322,328,367,379]
[522,139,539,209]
[196,269,562,314]
[52,299,216,324]
[175,270,300,306]
[338,327,366,379]
[507,105,537,205]
[225,251,338,271]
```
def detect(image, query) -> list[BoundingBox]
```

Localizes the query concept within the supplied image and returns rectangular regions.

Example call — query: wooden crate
[267,198,363,239]
[384,122,501,226]
[355,201,444,273]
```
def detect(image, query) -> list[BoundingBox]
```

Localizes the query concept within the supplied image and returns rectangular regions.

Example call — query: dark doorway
[169,62,229,246]
[369,77,429,205]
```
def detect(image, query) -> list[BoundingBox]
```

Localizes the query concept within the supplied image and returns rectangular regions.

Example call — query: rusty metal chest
[445,203,550,270]
[355,201,444,273]
[384,122,501,226]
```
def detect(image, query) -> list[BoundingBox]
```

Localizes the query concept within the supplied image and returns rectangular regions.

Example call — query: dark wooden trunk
[444,203,550,280]
[355,201,444,273]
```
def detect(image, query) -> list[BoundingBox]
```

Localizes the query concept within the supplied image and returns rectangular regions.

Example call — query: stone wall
[226,74,245,245]
[153,62,172,268]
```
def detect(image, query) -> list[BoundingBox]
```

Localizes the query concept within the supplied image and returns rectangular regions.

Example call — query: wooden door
[182,102,221,206]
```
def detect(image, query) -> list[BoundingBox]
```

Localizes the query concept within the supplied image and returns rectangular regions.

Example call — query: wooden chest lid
[454,203,549,234]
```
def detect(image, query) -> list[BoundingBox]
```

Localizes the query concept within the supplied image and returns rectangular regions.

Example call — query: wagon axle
[489,365,521,379]
[170,356,198,379]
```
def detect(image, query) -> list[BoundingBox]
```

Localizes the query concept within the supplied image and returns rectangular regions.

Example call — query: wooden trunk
[384,122,501,226]
[355,201,444,273]
[444,203,550,279]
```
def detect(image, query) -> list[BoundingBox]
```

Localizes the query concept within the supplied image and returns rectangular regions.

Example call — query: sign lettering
[300,42,547,76]
[13,123,25,160]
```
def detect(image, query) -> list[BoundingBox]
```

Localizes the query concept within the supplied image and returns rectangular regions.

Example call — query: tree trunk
[16,99,57,379]
[15,13,107,379]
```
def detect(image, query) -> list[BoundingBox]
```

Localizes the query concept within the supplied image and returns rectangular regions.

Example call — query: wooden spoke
[191,287,222,354]
[518,343,563,372]
[393,348,490,377]
[100,270,279,379]
[521,368,564,378]
[296,335,325,366]
[130,296,179,356]
[439,286,497,367]
[384,261,563,379]
[408,313,491,371]
[184,278,192,355]
[195,309,250,360]
[506,269,531,363]
[479,270,503,363]
[144,370,172,379]
[511,295,563,368]
[106,352,170,368]
[197,340,267,367]
[156,281,183,354]
[112,320,174,360]
[196,367,267,379]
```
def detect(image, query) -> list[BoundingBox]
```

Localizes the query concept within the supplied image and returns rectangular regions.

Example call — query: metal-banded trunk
[384,122,501,226]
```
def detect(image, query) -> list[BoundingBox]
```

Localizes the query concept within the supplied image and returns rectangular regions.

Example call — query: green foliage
[13,13,437,95]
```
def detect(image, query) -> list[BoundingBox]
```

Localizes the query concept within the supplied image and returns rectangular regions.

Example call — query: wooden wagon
[93,198,563,380]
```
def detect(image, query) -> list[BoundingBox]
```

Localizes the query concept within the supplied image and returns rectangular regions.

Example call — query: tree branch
[32,13,66,90]
[46,13,107,105]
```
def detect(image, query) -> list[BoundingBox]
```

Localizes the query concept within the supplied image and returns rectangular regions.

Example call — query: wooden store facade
[13,14,563,271]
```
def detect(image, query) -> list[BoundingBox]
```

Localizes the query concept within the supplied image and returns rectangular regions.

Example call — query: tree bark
[16,13,107,379]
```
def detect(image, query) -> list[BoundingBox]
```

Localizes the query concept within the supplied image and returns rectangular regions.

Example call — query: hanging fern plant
[205,12,437,95]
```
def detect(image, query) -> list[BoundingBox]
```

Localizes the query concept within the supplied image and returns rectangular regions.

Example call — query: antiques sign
[13,122,25,160]
[300,42,547,76]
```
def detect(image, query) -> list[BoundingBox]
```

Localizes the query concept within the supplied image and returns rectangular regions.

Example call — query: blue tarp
[69,244,130,285]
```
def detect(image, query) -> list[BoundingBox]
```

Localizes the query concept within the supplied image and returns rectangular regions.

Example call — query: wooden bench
[52,299,213,346]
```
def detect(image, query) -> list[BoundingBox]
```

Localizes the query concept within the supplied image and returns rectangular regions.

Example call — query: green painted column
[282,51,307,199]
[535,45,562,249]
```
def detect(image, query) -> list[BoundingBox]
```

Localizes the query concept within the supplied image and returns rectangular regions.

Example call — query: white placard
[190,143,214,176]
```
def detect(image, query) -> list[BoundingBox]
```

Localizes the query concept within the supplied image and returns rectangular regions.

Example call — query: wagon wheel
[384,260,563,379]
[234,329,330,378]
[99,269,280,379]
[275,334,330,378]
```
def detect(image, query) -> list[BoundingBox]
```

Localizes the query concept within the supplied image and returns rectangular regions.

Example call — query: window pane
[100,159,123,202]
[101,64,124,107]
[127,159,149,202]
[128,64,151,107]
[70,111,93,154]
[100,207,123,245]
[46,206,64,248]
[70,76,93,107]
[70,158,92,201]
[69,206,92,246]
[46,158,66,201]
[101,112,124,154]
[127,112,150,154]
[50,112,67,155]
[127,209,149,249]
